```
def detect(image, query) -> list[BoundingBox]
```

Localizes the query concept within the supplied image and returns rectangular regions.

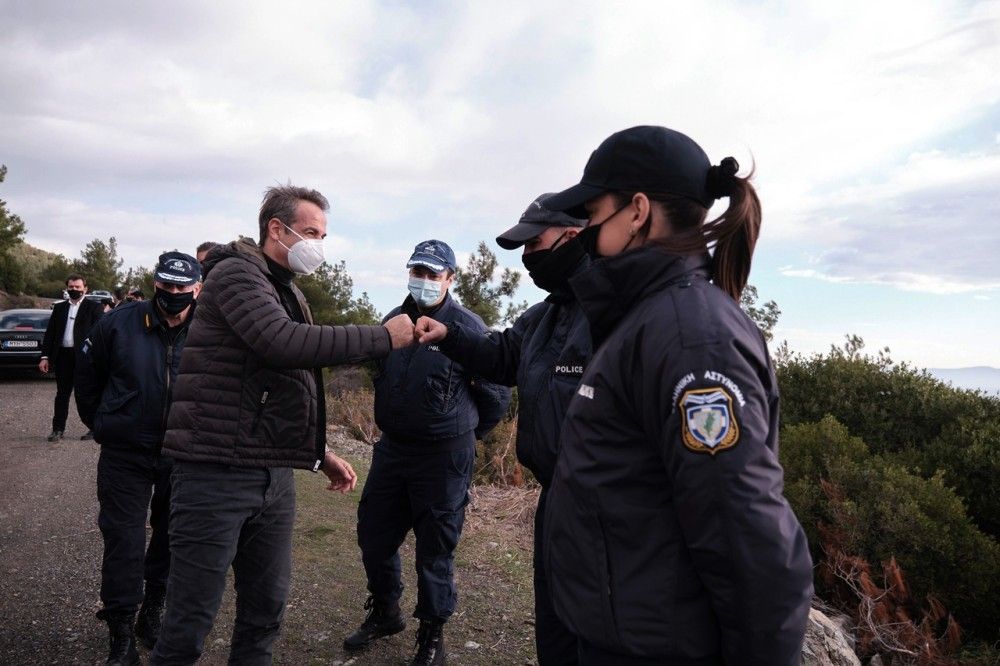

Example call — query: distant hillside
[929,366,1000,395]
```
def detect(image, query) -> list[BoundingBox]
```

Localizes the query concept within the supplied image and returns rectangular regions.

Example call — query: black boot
[343,596,407,650]
[98,610,140,666]
[411,620,446,666]
[134,584,166,649]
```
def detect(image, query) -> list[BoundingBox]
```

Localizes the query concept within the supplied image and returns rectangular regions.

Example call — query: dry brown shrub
[327,387,380,445]
[475,416,531,487]
[819,480,964,665]
[465,484,540,551]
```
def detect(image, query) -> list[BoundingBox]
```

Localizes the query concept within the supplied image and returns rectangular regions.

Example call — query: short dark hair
[65,273,86,286]
[196,241,220,254]
[258,185,329,244]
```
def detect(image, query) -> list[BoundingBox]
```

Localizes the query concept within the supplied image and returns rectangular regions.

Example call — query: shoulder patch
[679,387,739,455]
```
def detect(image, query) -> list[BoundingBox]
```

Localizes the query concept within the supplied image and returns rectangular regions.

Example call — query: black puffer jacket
[439,260,591,487]
[545,247,813,664]
[163,239,392,470]
[75,299,192,452]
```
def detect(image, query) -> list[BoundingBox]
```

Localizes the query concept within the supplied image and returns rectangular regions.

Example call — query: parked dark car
[0,309,52,370]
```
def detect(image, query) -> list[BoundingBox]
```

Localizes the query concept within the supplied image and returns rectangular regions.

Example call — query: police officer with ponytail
[540,126,814,665]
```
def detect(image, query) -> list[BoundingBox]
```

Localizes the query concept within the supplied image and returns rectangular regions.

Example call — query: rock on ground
[803,607,862,666]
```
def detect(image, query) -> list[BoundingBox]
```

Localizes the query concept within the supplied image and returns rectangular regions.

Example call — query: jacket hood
[570,247,710,344]
[202,237,270,281]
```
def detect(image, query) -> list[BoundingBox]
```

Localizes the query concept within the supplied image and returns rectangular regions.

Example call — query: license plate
[2,340,38,348]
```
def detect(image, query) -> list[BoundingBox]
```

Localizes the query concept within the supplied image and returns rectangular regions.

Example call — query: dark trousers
[97,447,173,615]
[150,462,295,666]
[357,441,474,623]
[534,487,579,665]
[52,347,76,430]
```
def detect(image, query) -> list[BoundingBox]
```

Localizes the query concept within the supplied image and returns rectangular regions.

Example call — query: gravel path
[0,375,104,664]
[0,377,537,665]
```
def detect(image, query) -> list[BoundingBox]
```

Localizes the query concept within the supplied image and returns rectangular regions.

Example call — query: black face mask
[521,235,586,293]
[67,289,84,301]
[155,288,194,316]
[576,202,639,258]
[575,224,601,258]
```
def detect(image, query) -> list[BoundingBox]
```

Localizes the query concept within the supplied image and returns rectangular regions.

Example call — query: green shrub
[777,337,1000,542]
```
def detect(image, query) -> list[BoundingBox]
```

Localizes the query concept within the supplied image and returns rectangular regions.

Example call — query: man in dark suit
[38,273,104,441]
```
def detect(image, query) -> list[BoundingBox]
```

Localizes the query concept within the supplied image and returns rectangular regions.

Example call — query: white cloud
[2,0,999,365]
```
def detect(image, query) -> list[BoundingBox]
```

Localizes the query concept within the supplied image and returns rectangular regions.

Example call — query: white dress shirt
[61,299,82,348]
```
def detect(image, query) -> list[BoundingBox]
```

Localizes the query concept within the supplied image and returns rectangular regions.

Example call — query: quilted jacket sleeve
[212,258,392,368]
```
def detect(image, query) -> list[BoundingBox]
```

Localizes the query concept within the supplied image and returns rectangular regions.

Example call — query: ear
[192,282,203,298]
[267,218,284,241]
[563,228,580,239]
[630,193,651,234]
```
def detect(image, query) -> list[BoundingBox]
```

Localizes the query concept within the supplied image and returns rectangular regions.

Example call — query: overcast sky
[2,0,998,368]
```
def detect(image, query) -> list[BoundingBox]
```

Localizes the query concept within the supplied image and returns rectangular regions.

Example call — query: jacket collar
[401,290,453,323]
[570,246,710,344]
[140,299,197,334]
[544,253,591,305]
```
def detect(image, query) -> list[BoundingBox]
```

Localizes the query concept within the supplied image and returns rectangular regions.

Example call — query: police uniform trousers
[151,462,295,666]
[96,446,173,614]
[357,436,475,623]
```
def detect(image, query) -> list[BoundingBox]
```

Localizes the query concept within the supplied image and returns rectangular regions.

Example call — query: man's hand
[38,359,49,374]
[321,451,358,493]
[383,314,415,350]
[415,316,448,345]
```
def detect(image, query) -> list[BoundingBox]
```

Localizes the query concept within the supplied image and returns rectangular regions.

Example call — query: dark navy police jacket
[374,292,510,450]
[75,300,193,453]
[544,246,814,664]
[439,260,591,487]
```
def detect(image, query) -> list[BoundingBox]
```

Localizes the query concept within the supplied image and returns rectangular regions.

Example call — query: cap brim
[539,181,606,219]
[406,256,451,273]
[495,221,550,250]
[154,272,197,286]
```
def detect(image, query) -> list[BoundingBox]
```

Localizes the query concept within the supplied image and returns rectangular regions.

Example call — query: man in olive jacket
[150,185,415,665]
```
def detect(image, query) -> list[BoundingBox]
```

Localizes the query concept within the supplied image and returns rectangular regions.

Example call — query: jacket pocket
[544,492,623,652]
[595,511,624,651]
[94,389,140,444]
[239,369,312,451]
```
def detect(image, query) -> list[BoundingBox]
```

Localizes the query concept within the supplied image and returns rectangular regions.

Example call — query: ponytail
[615,159,761,302]
[706,170,760,301]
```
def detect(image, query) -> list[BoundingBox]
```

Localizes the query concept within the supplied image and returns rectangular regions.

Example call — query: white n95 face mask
[408,277,442,307]
[279,224,325,276]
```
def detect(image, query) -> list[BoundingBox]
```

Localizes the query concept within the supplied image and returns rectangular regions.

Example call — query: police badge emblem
[679,387,739,455]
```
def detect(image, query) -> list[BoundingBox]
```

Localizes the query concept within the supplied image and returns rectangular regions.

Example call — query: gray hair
[258,184,330,243]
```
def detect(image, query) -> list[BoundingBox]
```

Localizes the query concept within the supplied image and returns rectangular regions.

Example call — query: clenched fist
[415,316,448,345]
[383,313,416,350]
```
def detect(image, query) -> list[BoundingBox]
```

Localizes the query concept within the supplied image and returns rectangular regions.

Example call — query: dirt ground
[0,376,539,665]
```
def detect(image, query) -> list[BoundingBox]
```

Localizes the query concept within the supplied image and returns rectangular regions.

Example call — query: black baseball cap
[495,193,588,250]
[154,251,201,286]
[543,125,714,218]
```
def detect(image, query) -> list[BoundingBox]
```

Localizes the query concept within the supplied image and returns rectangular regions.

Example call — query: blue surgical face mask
[408,276,443,308]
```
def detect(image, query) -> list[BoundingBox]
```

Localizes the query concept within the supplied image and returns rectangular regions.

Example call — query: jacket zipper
[596,513,621,647]
[251,389,269,433]
[162,344,173,428]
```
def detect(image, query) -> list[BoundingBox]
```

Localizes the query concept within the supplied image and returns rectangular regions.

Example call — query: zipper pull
[260,390,269,405]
